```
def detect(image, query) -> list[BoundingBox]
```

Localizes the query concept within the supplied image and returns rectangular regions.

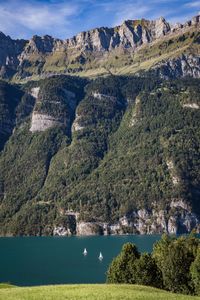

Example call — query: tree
[153,234,199,294]
[106,243,140,283]
[190,247,200,295]
[134,253,162,288]
[152,234,172,271]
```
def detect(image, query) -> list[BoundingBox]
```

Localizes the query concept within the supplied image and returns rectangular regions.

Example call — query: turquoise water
[0,235,161,286]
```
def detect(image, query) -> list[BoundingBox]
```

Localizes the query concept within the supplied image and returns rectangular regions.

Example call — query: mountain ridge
[0,14,199,80]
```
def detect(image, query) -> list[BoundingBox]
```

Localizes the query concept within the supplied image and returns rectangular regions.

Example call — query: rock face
[30,112,63,132]
[182,103,199,109]
[129,96,140,127]
[152,54,200,79]
[65,16,171,52]
[29,85,77,133]
[0,15,199,79]
[30,87,40,99]
[166,160,180,186]
[0,32,27,78]
[52,200,200,236]
[53,226,70,236]
[92,91,117,101]
[76,222,103,235]
[72,113,84,132]
[20,35,60,56]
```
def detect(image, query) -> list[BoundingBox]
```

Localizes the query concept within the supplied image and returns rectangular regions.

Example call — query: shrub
[107,243,140,283]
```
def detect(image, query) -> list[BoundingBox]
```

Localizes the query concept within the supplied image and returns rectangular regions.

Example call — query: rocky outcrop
[66,16,171,52]
[72,113,84,132]
[92,91,117,101]
[166,160,180,185]
[53,226,71,236]
[76,222,104,235]
[52,200,200,236]
[30,112,63,132]
[0,32,27,78]
[53,211,78,236]
[182,103,199,109]
[29,85,77,133]
[151,54,200,79]
[30,87,40,99]
[129,96,140,127]
[19,35,61,57]
[29,85,63,132]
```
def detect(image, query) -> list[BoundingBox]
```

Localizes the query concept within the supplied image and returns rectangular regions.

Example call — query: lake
[0,235,161,286]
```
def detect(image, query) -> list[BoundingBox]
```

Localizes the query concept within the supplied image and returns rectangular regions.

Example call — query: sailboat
[99,252,103,261]
[83,248,87,256]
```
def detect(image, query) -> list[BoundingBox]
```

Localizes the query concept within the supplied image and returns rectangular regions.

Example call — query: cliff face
[64,16,171,52]
[29,86,76,133]
[0,32,26,78]
[151,54,200,79]
[0,15,199,79]
[53,199,200,236]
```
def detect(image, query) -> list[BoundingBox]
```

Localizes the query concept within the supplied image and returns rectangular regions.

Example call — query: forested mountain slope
[0,75,200,236]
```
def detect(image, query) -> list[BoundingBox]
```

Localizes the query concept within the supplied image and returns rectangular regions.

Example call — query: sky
[0,0,199,40]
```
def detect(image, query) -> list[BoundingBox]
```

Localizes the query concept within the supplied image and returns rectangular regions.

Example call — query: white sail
[99,252,103,260]
[83,248,87,256]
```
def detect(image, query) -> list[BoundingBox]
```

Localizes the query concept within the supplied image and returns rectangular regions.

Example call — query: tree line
[107,234,200,295]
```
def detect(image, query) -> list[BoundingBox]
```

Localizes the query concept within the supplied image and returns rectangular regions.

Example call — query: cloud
[0,0,198,40]
[99,0,175,26]
[0,0,80,39]
[101,0,198,27]
[184,1,200,8]
[113,4,151,26]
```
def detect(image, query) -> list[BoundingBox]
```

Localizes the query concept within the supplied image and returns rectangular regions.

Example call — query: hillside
[0,75,200,236]
[0,284,199,300]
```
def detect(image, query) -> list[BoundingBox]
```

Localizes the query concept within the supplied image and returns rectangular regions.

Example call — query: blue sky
[0,0,199,39]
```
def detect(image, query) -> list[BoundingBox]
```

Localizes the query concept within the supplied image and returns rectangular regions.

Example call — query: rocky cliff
[53,199,200,236]
[0,15,199,79]
[0,32,26,78]
[151,54,200,79]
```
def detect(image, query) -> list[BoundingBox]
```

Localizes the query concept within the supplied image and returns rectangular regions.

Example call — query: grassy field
[0,284,200,300]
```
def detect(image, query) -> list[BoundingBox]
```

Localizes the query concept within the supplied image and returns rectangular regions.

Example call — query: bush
[107,243,140,283]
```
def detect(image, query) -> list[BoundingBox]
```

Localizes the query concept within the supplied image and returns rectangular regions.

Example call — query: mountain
[0,75,200,236]
[0,15,200,236]
[0,15,199,80]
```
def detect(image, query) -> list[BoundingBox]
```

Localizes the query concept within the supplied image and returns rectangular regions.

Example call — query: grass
[0,283,15,289]
[0,284,200,300]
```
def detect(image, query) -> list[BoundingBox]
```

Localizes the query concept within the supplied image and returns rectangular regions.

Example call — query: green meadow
[0,284,200,300]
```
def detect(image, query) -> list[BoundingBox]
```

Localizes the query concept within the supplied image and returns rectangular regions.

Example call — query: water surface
[0,235,161,286]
